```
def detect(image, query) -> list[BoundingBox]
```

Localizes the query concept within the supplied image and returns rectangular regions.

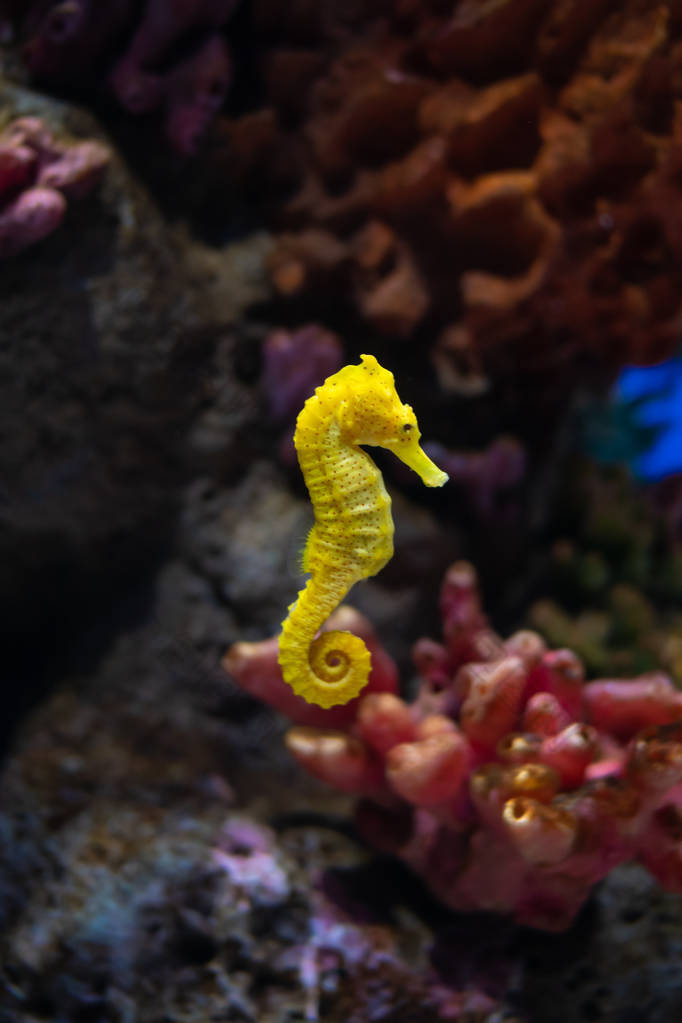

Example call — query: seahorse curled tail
[278,573,370,708]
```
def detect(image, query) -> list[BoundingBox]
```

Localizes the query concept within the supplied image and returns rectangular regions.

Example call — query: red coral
[226,561,682,930]
[0,116,109,257]
[10,0,238,152]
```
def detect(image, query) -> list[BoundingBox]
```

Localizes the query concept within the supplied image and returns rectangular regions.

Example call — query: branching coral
[8,1,238,152]
[0,114,109,256]
[226,560,682,930]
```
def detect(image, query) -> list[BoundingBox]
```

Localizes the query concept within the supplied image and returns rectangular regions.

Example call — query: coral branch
[386,730,471,808]
[285,727,382,794]
[585,675,682,740]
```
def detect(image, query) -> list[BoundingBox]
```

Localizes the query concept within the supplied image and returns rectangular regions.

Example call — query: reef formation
[8,2,681,416]
[227,560,682,930]
[216,0,682,401]
[5,2,682,1016]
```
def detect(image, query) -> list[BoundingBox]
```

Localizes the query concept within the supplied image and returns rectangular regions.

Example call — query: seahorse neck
[296,394,359,487]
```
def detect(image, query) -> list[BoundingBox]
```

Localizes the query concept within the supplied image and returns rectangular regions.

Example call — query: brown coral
[224,0,682,395]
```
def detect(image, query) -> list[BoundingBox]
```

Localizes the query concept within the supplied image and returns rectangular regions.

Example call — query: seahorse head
[338,354,448,488]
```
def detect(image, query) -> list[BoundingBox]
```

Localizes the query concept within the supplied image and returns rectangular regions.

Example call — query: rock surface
[0,567,501,1023]
[3,558,682,1022]
[0,80,270,742]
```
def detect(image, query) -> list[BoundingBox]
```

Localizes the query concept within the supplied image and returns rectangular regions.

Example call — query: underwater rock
[7,0,239,152]
[2,528,682,1023]
[181,456,457,676]
[0,82,271,744]
[179,461,312,636]
[5,534,682,1020]
[522,860,682,1023]
[0,565,509,1023]
[227,559,682,931]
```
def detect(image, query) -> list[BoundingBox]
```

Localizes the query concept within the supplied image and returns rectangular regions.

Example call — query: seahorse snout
[390,439,449,487]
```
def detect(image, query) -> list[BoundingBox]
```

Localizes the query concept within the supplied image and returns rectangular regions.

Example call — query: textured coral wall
[214,0,682,409]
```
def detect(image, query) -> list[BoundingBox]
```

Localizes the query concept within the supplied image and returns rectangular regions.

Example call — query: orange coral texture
[225,0,682,388]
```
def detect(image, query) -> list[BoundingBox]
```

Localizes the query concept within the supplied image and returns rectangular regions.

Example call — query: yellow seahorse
[278,353,448,708]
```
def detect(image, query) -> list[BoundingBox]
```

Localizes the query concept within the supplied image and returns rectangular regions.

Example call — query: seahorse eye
[402,423,413,432]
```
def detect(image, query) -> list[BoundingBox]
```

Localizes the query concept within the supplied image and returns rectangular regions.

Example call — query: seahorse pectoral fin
[390,439,449,487]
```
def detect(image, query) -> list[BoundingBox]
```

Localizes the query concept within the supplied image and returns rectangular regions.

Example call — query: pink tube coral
[226,561,682,930]
[0,115,109,257]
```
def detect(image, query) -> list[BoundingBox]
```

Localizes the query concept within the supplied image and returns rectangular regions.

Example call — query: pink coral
[262,324,344,425]
[425,436,526,517]
[11,0,238,152]
[261,323,344,465]
[0,115,109,257]
[226,561,682,930]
